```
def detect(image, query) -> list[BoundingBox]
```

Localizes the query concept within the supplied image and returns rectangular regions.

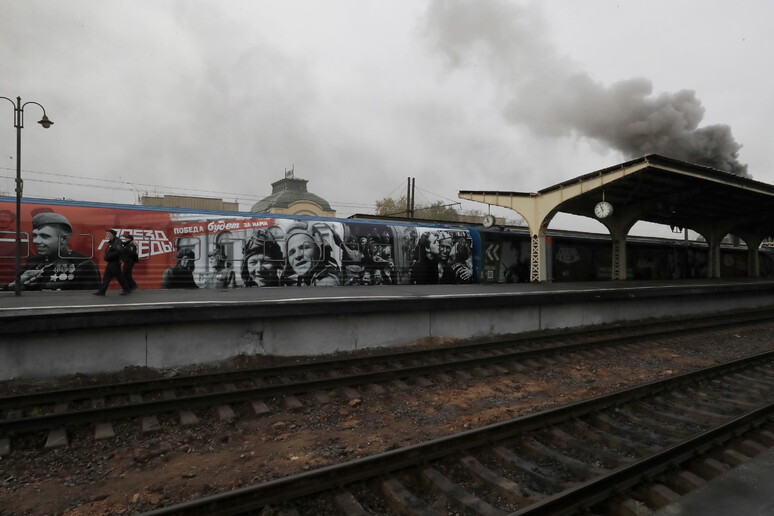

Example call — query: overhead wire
[0,166,379,212]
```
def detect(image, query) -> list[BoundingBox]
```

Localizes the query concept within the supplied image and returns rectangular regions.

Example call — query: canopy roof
[460,154,774,239]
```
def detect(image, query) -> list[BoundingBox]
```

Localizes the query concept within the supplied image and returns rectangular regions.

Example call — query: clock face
[594,201,613,219]
[483,214,496,228]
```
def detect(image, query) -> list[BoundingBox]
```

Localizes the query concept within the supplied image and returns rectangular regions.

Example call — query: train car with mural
[0,196,771,292]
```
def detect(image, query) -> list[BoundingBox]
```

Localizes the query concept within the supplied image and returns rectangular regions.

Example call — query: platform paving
[654,449,774,516]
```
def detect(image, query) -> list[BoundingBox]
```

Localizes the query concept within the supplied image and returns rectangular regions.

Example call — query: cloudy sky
[1,0,772,233]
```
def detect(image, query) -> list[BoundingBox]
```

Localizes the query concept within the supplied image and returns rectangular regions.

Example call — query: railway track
[1,308,773,455]
[136,351,774,516]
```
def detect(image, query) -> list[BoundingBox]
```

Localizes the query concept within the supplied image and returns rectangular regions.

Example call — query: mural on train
[0,198,473,291]
[1,196,771,291]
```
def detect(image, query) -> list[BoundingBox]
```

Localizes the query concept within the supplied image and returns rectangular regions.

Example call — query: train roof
[1,196,476,230]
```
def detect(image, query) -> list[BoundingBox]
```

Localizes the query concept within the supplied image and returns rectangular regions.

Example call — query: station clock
[594,201,613,219]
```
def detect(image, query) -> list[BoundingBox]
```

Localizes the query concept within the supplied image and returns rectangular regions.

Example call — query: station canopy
[459,154,774,281]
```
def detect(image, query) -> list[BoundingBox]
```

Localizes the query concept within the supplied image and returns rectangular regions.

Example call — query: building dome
[250,170,335,217]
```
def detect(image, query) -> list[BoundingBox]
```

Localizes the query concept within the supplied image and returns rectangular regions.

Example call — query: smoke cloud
[422,0,748,177]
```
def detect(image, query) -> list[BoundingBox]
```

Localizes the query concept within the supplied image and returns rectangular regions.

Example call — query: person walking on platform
[121,233,139,292]
[94,229,131,296]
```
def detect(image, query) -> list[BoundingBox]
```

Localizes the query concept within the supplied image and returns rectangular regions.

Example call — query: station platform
[1,279,773,380]
[654,448,774,516]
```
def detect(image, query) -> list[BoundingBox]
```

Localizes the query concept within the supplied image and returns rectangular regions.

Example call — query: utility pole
[406,177,411,219]
[406,177,416,218]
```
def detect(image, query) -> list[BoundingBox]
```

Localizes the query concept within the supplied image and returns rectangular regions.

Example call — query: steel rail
[3,306,772,410]
[3,315,772,435]
[2,312,773,434]
[510,404,773,515]
[135,351,774,516]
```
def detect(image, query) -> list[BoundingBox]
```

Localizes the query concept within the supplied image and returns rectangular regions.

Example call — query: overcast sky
[1,0,772,234]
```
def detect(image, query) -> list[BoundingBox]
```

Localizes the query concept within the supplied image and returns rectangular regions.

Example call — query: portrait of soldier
[241,229,283,287]
[3,212,101,291]
[162,247,199,288]
[283,222,341,286]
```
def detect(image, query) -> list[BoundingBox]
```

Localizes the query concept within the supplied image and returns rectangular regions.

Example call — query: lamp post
[0,96,54,296]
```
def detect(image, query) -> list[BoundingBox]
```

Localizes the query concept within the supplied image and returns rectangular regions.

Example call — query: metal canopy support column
[611,239,625,280]
[457,191,558,282]
[694,223,733,279]
[601,216,638,281]
[735,232,765,278]
[708,237,721,279]
[748,244,761,278]
[530,232,546,282]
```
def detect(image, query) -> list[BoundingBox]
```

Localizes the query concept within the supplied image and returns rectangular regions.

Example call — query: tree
[375,195,409,217]
[417,201,460,222]
[374,196,461,222]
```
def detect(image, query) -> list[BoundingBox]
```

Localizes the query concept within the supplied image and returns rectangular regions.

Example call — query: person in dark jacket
[162,247,199,288]
[94,229,131,295]
[121,233,139,292]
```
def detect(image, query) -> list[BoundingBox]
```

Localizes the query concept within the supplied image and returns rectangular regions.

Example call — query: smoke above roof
[422,0,749,177]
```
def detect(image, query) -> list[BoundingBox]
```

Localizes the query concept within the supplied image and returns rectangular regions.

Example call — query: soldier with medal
[3,212,101,291]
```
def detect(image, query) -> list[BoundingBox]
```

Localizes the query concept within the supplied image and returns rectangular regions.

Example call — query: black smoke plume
[422,0,748,177]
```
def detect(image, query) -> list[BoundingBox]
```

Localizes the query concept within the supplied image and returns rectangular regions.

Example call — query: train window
[0,231,30,258]
[65,233,95,259]
[370,243,393,261]
[212,237,242,264]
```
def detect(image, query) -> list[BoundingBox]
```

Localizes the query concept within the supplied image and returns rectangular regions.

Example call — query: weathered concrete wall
[1,283,772,380]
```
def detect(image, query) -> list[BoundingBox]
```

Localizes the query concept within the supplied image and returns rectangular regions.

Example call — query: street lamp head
[37,115,53,128]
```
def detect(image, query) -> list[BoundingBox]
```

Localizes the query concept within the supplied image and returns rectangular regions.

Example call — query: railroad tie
[433,373,453,384]
[546,427,631,468]
[453,370,473,380]
[390,379,411,390]
[731,439,767,457]
[332,490,369,516]
[282,396,304,411]
[216,405,237,421]
[94,422,115,440]
[420,467,508,516]
[489,446,565,493]
[380,478,444,516]
[519,438,606,480]
[607,496,651,516]
[631,483,681,508]
[459,455,535,505]
[140,415,161,434]
[688,457,728,480]
[662,470,706,494]
[366,383,386,394]
[711,447,750,467]
[753,429,774,446]
[45,428,68,449]
[251,400,271,416]
[414,376,434,387]
[179,410,198,426]
[313,391,332,403]
[340,387,361,401]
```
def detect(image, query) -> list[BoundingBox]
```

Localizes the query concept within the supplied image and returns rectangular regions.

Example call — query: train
[1,195,772,292]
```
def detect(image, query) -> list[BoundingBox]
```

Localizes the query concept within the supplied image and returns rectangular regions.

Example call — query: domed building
[250,169,335,217]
